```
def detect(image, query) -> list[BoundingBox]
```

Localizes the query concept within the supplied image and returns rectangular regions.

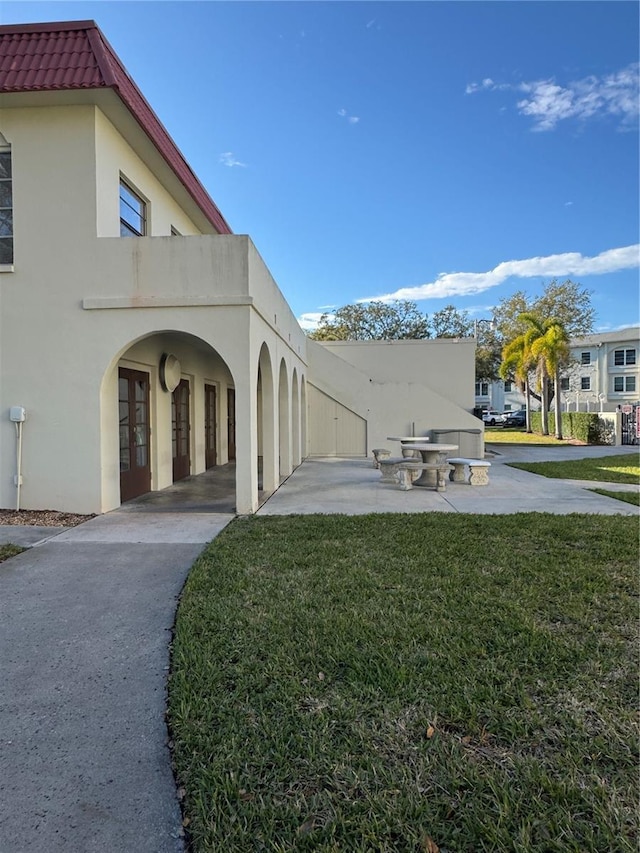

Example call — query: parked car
[482,410,505,426]
[503,410,526,427]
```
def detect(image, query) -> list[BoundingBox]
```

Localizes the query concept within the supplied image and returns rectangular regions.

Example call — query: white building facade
[476,327,640,415]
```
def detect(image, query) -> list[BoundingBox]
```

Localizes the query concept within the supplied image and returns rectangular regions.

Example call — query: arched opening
[278,358,291,479]
[100,330,236,510]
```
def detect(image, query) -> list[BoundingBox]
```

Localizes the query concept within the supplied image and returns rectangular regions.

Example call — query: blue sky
[5,1,639,332]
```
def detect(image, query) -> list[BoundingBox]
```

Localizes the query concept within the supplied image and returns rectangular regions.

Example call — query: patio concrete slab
[258,447,639,517]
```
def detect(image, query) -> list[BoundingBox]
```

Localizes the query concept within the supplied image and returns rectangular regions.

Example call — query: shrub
[529,411,607,443]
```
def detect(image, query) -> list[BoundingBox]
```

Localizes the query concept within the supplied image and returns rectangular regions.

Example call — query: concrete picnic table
[386,436,430,458]
[400,442,458,486]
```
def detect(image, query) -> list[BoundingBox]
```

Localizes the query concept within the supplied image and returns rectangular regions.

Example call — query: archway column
[292,370,301,468]
[278,360,292,479]
[234,369,259,514]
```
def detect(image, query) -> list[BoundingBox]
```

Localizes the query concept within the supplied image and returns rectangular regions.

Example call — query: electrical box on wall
[9,406,26,422]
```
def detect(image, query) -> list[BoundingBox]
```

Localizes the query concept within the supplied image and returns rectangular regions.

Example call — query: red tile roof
[0,21,232,234]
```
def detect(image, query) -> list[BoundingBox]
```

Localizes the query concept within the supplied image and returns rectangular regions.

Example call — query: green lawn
[590,488,640,507]
[486,428,574,446]
[169,513,638,853]
[0,544,24,563]
[508,452,640,485]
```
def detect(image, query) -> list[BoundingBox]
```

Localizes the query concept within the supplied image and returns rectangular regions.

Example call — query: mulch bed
[0,509,95,527]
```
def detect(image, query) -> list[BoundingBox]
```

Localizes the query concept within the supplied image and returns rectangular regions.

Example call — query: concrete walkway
[0,510,234,853]
[0,443,637,851]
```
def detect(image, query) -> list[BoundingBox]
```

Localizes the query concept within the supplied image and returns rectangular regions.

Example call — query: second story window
[581,351,590,365]
[0,143,13,264]
[560,377,570,391]
[614,348,636,366]
[120,179,146,237]
[614,376,636,393]
[581,376,591,391]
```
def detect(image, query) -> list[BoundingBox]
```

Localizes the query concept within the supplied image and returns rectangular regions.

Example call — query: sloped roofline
[0,20,232,234]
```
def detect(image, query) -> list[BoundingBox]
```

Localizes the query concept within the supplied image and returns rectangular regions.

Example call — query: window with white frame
[504,380,513,392]
[0,143,13,264]
[560,377,570,391]
[581,351,590,365]
[614,376,636,393]
[120,179,146,237]
[614,348,636,366]
[475,381,489,396]
[581,376,591,391]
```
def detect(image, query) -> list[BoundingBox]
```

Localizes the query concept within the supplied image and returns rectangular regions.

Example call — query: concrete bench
[446,457,491,486]
[378,457,420,483]
[372,448,392,468]
[397,461,452,492]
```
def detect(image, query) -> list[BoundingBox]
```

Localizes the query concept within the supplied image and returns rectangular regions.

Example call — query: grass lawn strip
[0,544,24,563]
[590,489,640,507]
[485,429,571,446]
[508,452,640,485]
[169,513,638,853]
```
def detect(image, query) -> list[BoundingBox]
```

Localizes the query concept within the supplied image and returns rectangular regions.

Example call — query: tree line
[308,279,595,440]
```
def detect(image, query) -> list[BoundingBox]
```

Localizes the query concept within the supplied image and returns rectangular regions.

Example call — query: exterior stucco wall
[307,340,484,457]
[319,338,476,410]
[94,107,202,238]
[0,97,307,513]
[0,104,98,253]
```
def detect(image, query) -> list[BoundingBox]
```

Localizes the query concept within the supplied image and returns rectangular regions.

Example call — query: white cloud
[357,244,640,304]
[465,78,497,95]
[466,63,639,130]
[338,108,360,124]
[298,312,332,331]
[219,151,247,168]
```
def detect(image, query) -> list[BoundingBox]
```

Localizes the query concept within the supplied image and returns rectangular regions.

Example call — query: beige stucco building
[0,20,481,515]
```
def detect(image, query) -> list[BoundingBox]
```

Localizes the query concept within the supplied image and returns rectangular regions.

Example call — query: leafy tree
[475,323,502,383]
[308,300,430,341]
[533,279,595,337]
[431,304,473,338]
[495,280,594,411]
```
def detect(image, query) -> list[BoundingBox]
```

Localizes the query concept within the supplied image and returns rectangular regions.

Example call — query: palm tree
[520,313,570,439]
[500,332,536,433]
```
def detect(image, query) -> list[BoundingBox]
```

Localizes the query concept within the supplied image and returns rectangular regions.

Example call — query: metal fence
[621,404,640,445]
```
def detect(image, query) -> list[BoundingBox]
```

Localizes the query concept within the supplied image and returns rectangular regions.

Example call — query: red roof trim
[85,26,118,88]
[0,20,96,34]
[0,20,232,234]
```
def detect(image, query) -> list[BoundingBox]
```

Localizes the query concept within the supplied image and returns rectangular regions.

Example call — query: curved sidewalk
[0,511,233,853]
